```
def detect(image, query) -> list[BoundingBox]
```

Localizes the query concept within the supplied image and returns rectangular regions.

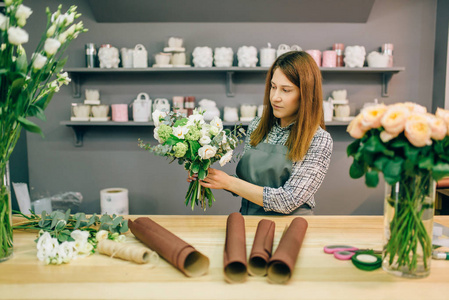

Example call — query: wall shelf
[61,120,350,147]
[66,66,404,98]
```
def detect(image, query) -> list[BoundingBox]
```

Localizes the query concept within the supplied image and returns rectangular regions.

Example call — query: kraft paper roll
[100,188,129,215]
[128,217,209,277]
[223,212,247,283]
[267,217,308,284]
[97,239,159,265]
[248,219,275,276]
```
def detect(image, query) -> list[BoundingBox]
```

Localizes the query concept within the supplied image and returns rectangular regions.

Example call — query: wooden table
[1,215,449,300]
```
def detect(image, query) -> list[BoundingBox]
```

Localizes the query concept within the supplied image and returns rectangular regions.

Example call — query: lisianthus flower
[16,4,32,27]
[71,229,89,242]
[95,230,109,242]
[210,116,223,132]
[360,104,387,129]
[32,53,47,70]
[7,26,29,45]
[198,145,217,159]
[380,105,410,136]
[172,126,189,139]
[199,135,211,146]
[0,13,8,31]
[57,71,71,85]
[404,116,432,147]
[219,150,233,167]
[44,38,61,56]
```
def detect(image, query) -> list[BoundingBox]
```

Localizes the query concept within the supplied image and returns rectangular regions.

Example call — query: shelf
[61,120,350,147]
[66,66,404,98]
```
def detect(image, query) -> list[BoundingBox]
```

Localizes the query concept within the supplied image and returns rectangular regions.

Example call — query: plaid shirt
[242,117,333,213]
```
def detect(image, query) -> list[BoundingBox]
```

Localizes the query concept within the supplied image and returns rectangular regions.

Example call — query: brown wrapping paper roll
[223,212,247,283]
[248,219,275,276]
[267,217,308,284]
[128,217,209,277]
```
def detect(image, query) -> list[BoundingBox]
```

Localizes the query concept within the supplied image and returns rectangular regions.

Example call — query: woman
[190,51,333,215]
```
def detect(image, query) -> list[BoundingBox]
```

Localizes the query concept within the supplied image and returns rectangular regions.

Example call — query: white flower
[71,229,89,242]
[198,145,217,159]
[210,116,223,132]
[172,126,189,139]
[219,150,233,167]
[4,0,12,6]
[58,31,68,44]
[115,235,126,242]
[15,5,32,26]
[209,125,220,136]
[199,135,211,146]
[200,125,211,137]
[7,27,29,45]
[58,241,75,263]
[32,53,47,70]
[57,71,71,85]
[74,241,93,256]
[152,110,167,127]
[0,13,8,31]
[95,230,109,242]
[187,113,205,126]
[44,38,61,56]
[66,24,76,37]
[50,80,60,92]
[46,24,56,37]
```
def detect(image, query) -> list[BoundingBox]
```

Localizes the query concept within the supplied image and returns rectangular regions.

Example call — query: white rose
[7,27,29,45]
[44,38,61,56]
[198,145,217,159]
[172,126,189,139]
[71,230,89,242]
[152,110,167,127]
[219,150,233,167]
[16,4,32,21]
[32,53,47,70]
[209,125,220,136]
[0,13,8,31]
[95,230,109,242]
[199,135,211,146]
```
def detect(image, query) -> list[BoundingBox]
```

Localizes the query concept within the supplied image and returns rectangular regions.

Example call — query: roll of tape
[100,188,129,215]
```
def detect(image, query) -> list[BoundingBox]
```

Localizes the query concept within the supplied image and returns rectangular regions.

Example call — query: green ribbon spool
[351,251,382,271]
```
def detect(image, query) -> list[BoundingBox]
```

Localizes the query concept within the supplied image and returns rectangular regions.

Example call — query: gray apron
[236,142,312,215]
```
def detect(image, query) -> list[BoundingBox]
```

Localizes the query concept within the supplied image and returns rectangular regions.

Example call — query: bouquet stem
[382,173,435,278]
[185,180,215,211]
[0,162,13,262]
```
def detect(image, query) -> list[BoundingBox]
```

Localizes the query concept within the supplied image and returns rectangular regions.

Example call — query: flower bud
[32,53,47,70]
[44,38,61,56]
[46,24,56,37]
[0,13,8,31]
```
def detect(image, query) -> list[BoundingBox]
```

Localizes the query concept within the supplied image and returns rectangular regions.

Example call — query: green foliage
[347,129,449,187]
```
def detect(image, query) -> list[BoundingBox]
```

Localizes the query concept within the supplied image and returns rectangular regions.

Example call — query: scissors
[324,245,381,260]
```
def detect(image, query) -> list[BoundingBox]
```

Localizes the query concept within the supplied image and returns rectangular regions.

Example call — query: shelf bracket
[70,73,81,98]
[68,126,86,147]
[382,73,393,97]
[226,71,235,97]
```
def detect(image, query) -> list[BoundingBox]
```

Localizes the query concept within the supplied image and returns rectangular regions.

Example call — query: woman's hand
[187,172,198,183]
[199,168,232,190]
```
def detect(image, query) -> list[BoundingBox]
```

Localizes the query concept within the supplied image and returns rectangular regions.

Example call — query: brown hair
[250,51,325,162]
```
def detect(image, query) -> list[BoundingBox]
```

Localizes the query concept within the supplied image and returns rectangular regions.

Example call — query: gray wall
[22,0,437,215]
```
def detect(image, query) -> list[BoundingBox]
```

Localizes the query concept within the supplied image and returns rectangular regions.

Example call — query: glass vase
[383,173,435,278]
[0,161,13,262]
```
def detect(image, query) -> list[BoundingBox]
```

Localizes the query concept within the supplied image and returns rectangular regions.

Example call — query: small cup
[171,53,186,66]
[111,104,128,122]
[85,89,100,100]
[72,104,91,118]
[155,53,172,66]
[92,105,109,118]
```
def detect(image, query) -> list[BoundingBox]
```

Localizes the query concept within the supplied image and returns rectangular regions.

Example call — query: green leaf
[17,116,44,137]
[364,135,386,153]
[365,170,379,187]
[198,168,206,180]
[120,221,129,233]
[202,159,211,170]
[373,156,389,172]
[349,160,365,179]
[53,56,68,74]
[346,139,360,157]
[174,118,188,127]
[10,77,25,101]
[164,136,182,146]
[34,91,55,110]
[187,140,201,160]
[27,104,47,121]
[191,161,200,173]
[16,51,28,74]
[432,163,449,182]
[418,156,434,170]
[383,157,404,185]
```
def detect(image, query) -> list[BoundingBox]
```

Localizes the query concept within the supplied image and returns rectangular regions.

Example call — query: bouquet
[13,209,128,265]
[346,102,449,276]
[139,110,245,211]
[0,0,86,261]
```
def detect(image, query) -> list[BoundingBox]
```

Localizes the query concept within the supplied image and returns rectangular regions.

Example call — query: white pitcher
[132,92,152,122]
[153,98,170,112]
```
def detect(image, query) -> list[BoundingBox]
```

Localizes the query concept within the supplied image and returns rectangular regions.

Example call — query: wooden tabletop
[1,215,449,300]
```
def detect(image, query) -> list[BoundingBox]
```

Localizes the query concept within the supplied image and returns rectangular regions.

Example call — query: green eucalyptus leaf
[112,216,122,227]
[120,221,129,233]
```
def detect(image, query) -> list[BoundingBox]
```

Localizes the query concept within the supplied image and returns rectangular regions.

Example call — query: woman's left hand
[199,168,232,190]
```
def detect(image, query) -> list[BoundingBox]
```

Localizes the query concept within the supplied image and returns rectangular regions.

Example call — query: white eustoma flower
[57,71,71,85]
[71,229,89,242]
[7,27,29,45]
[44,38,61,56]
[198,145,217,159]
[74,241,93,256]
[172,126,189,139]
[187,113,205,125]
[58,241,75,263]
[66,24,76,37]
[219,150,233,167]
[200,125,211,137]
[199,135,211,146]
[95,230,109,242]
[16,5,33,19]
[50,80,60,92]
[58,31,68,43]
[152,110,167,127]
[32,53,47,70]
[0,13,7,31]
[46,24,56,37]
[210,116,223,131]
